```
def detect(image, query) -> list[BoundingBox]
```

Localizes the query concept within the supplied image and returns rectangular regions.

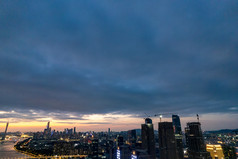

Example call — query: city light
[0,0,237,158]
[117,147,120,159]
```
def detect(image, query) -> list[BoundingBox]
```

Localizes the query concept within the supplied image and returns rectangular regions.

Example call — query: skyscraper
[117,136,124,147]
[74,127,76,134]
[47,121,50,129]
[92,139,99,159]
[172,115,182,134]
[159,122,178,159]
[185,122,211,159]
[43,121,51,139]
[108,128,110,137]
[172,115,184,159]
[141,118,156,159]
[128,129,136,147]
[118,145,131,159]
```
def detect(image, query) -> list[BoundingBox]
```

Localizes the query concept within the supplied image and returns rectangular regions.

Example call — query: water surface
[0,141,30,159]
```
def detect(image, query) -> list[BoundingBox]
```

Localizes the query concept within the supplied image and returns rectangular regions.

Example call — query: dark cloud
[0,0,238,118]
[0,110,85,122]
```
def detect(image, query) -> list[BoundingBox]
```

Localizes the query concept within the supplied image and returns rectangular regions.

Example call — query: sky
[0,0,238,132]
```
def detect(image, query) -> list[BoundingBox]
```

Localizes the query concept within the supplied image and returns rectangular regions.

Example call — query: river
[0,141,30,159]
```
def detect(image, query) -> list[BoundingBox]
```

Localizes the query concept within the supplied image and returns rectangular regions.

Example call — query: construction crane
[144,113,152,119]
[143,112,177,122]
[154,113,176,122]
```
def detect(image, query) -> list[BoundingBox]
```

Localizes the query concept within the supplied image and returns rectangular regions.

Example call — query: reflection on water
[0,141,30,158]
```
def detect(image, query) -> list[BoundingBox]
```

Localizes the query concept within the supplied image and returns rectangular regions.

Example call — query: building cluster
[135,115,211,159]
[204,129,238,159]
[33,122,78,140]
[14,115,237,159]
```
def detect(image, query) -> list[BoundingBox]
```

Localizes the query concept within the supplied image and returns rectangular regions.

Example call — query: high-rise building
[128,129,136,147]
[132,149,149,159]
[74,127,76,134]
[117,136,124,147]
[108,128,111,138]
[117,145,131,159]
[206,144,224,159]
[92,139,99,159]
[47,121,50,129]
[172,115,182,134]
[43,121,51,139]
[141,118,156,159]
[159,122,178,159]
[172,115,184,159]
[185,122,211,159]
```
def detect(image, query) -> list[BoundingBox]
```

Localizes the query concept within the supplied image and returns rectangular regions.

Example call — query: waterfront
[0,141,30,159]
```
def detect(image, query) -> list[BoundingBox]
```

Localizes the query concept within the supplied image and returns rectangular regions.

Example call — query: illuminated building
[131,149,149,159]
[131,150,137,159]
[206,144,224,159]
[117,147,121,159]
[185,122,211,159]
[159,122,178,159]
[141,118,156,159]
[172,115,184,159]
[53,141,76,155]
[117,145,130,159]
[65,128,73,135]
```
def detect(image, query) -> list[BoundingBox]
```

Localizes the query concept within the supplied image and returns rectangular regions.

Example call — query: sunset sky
[0,0,238,132]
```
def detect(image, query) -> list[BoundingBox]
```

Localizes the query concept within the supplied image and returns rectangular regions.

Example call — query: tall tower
[159,122,178,159]
[2,122,9,140]
[141,118,156,159]
[172,115,184,159]
[74,127,76,134]
[108,128,110,137]
[47,121,50,129]
[185,122,211,159]
[44,121,51,139]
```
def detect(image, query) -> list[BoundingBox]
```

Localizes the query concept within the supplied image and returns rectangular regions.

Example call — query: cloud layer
[0,0,238,120]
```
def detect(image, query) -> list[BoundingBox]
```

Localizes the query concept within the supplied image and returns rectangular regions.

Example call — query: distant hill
[205,128,238,134]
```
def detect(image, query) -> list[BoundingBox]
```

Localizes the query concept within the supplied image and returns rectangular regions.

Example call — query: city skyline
[1,1,238,132]
[2,114,236,158]
[0,113,237,132]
